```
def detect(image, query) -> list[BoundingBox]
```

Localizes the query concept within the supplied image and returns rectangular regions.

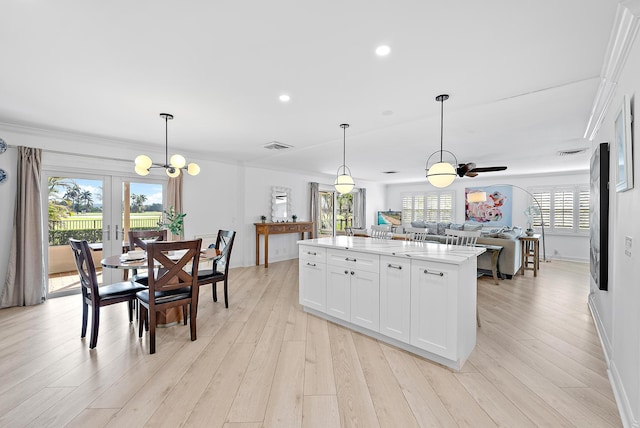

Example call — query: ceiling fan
[456,162,507,178]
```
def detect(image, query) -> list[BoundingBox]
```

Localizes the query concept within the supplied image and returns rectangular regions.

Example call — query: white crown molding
[584,2,640,140]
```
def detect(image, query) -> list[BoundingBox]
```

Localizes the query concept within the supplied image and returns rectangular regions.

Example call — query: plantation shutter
[425,194,439,222]
[402,195,413,224]
[553,191,574,230]
[578,190,590,231]
[439,192,453,222]
[532,191,551,227]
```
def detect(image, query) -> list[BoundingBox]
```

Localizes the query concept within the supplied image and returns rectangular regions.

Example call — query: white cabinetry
[410,260,458,360]
[379,256,411,342]
[299,246,327,312]
[326,249,380,331]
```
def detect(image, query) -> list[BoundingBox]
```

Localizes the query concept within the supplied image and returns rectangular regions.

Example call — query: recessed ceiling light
[375,45,391,56]
[279,94,291,102]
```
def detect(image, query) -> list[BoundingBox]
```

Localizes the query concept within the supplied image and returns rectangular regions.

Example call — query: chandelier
[425,94,457,188]
[334,123,355,194]
[134,113,200,177]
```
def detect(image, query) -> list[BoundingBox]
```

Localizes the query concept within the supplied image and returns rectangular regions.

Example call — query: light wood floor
[0,259,622,427]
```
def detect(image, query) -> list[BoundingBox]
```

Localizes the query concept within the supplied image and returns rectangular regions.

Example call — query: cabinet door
[350,269,380,331]
[299,260,326,312]
[326,265,351,321]
[380,256,411,342]
[410,262,457,359]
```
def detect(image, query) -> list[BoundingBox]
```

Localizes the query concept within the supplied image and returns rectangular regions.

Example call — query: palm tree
[64,183,82,213]
[131,193,148,213]
[80,190,93,212]
[48,177,71,226]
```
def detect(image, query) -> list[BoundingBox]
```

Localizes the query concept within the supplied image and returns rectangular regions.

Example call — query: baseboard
[588,295,638,427]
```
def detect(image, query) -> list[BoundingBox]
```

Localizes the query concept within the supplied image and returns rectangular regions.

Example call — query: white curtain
[353,188,366,228]
[2,147,45,307]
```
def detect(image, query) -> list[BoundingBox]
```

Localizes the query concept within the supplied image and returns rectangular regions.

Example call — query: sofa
[407,221,523,278]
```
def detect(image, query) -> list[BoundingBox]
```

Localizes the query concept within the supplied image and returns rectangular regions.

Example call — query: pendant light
[334,123,355,194]
[426,94,457,188]
[134,113,200,177]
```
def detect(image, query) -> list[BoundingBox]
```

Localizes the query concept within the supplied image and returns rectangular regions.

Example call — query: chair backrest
[371,224,392,239]
[69,238,99,300]
[128,229,167,251]
[213,230,237,274]
[444,229,481,246]
[145,239,202,298]
[405,227,430,242]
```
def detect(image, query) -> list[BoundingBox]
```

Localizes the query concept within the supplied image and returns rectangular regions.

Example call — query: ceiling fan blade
[468,166,508,173]
[456,162,476,177]
[466,171,479,177]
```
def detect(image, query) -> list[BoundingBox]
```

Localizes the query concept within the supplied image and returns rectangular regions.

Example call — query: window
[530,186,589,234]
[402,191,454,224]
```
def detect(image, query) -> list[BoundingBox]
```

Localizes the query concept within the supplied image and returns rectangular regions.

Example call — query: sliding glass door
[317,190,356,237]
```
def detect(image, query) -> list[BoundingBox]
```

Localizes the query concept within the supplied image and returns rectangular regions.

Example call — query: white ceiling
[0,1,618,184]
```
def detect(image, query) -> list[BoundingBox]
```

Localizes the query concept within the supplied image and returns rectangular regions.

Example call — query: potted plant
[292,214,297,222]
[159,206,186,238]
[261,215,267,223]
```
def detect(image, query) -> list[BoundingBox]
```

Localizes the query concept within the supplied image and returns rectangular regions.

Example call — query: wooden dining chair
[137,239,202,354]
[127,229,167,285]
[197,230,236,308]
[69,238,147,349]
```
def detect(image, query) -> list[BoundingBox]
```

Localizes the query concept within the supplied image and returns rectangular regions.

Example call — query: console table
[255,221,313,268]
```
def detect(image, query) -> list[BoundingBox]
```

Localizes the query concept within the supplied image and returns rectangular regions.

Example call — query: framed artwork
[590,142,609,291]
[465,186,512,226]
[615,95,634,192]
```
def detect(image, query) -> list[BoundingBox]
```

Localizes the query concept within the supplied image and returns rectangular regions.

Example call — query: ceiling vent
[557,148,588,156]
[382,171,399,174]
[264,141,293,150]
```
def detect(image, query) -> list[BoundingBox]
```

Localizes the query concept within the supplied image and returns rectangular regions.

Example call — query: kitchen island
[298,236,485,370]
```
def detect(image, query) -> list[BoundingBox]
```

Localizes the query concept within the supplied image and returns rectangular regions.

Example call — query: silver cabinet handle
[103,224,110,241]
[350,271,355,275]
[344,270,349,274]
[345,257,357,262]
[307,251,317,255]
[423,269,444,277]
[387,264,402,270]
[306,262,316,267]
[115,224,120,240]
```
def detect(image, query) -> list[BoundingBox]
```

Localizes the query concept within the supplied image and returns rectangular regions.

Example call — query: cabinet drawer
[327,249,379,273]
[299,245,327,263]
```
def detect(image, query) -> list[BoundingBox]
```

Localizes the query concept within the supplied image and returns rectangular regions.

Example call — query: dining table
[101,247,222,326]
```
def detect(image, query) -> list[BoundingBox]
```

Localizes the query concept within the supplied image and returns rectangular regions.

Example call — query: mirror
[271,186,291,221]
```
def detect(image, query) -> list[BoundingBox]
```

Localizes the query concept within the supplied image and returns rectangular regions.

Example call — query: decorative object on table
[590,142,610,290]
[465,186,513,226]
[0,137,6,154]
[523,205,540,236]
[292,214,297,222]
[334,123,355,194]
[260,215,266,223]
[158,206,186,238]
[134,113,200,177]
[614,95,634,192]
[0,168,7,184]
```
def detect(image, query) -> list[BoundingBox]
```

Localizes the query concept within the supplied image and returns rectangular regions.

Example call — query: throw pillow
[498,230,520,239]
[411,220,426,228]
[425,222,438,234]
[437,222,452,235]
[464,223,482,231]
[449,223,464,231]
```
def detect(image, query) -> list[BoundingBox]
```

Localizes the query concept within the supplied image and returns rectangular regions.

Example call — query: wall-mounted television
[377,210,402,226]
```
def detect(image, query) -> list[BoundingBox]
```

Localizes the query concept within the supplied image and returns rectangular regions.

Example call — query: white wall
[589,10,640,426]
[0,146,18,287]
[386,171,590,262]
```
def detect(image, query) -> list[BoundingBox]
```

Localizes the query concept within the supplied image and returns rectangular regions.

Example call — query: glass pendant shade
[166,167,180,178]
[135,155,153,170]
[134,165,150,176]
[334,173,355,194]
[427,161,456,188]
[187,163,200,176]
[170,154,186,169]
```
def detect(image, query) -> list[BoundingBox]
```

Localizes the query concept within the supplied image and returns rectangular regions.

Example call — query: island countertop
[298,236,485,264]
